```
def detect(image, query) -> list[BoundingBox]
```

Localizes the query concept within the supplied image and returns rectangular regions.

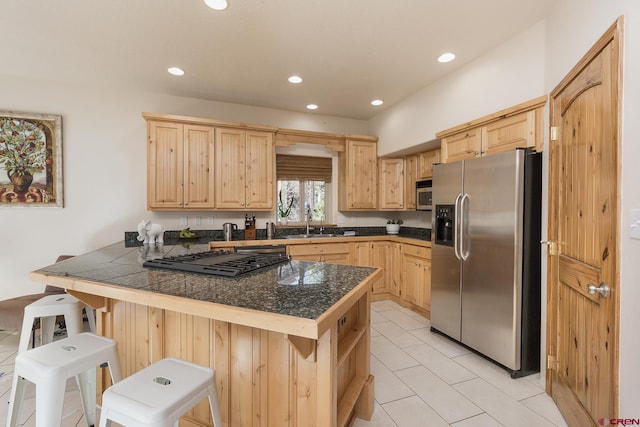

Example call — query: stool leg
[64,306,84,337]
[40,315,56,346]
[76,367,97,426]
[35,376,66,427]
[6,374,27,427]
[85,306,97,333]
[208,378,223,427]
[18,314,35,353]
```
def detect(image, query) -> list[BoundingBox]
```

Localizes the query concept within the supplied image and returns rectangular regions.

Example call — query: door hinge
[547,354,558,371]
[541,240,558,256]
[550,126,558,141]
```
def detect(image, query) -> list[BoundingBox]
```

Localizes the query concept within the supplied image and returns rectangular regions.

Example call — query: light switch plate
[631,209,640,239]
[195,216,201,226]
[180,216,188,226]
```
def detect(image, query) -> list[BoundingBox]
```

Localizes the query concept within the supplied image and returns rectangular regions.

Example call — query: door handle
[587,283,610,298]
[460,193,470,261]
[454,193,463,260]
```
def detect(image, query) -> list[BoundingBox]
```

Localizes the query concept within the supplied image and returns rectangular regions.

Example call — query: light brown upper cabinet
[417,149,440,179]
[215,127,274,210]
[404,155,418,210]
[338,139,378,211]
[437,95,546,163]
[146,120,215,210]
[378,158,404,210]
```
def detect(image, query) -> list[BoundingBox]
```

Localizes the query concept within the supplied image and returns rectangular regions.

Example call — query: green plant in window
[278,189,296,219]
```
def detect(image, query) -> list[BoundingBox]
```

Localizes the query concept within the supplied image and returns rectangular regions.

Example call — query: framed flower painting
[0,111,63,207]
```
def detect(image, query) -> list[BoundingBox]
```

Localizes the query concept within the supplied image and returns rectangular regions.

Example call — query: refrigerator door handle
[460,193,470,260]
[454,193,463,260]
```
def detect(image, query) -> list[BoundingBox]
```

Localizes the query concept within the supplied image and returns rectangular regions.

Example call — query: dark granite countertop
[34,241,378,321]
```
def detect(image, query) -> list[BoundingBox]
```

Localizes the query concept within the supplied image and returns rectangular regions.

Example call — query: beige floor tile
[382,395,449,427]
[451,412,504,427]
[409,327,471,358]
[379,309,428,330]
[404,343,477,385]
[453,353,543,401]
[373,321,423,348]
[370,335,420,372]
[370,355,415,404]
[454,378,555,427]
[520,392,569,427]
[352,401,398,427]
[395,365,482,423]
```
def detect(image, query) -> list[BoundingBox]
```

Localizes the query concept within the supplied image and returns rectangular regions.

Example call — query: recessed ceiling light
[288,75,303,84]
[437,52,456,63]
[371,99,384,106]
[167,67,185,76]
[204,0,228,10]
[306,104,318,110]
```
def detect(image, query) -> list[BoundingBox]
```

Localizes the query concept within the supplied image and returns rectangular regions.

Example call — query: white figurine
[137,220,164,245]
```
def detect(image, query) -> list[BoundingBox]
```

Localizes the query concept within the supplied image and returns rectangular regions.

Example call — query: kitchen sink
[284,234,340,239]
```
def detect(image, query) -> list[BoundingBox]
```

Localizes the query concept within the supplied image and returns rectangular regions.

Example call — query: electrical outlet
[180,216,187,226]
[207,216,214,225]
[195,216,201,226]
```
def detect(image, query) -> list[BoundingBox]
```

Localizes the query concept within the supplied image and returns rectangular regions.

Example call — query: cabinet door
[482,110,536,156]
[386,242,401,296]
[340,140,377,210]
[245,131,274,209]
[417,149,440,179]
[183,125,215,209]
[215,128,246,209]
[352,241,372,266]
[421,260,431,313]
[401,253,421,305]
[379,158,404,210]
[147,121,184,209]
[404,155,418,210]
[441,129,482,163]
[371,242,389,294]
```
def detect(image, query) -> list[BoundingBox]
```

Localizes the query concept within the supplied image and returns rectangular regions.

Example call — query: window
[276,154,332,223]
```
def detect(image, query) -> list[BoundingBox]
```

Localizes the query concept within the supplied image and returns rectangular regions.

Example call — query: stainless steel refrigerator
[431,149,541,378]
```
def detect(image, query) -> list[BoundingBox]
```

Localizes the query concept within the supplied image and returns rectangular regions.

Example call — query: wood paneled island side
[30,242,380,427]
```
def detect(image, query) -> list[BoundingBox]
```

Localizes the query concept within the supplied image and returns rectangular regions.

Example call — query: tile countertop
[32,241,379,321]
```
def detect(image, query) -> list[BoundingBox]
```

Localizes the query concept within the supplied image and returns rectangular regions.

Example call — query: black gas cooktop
[143,250,289,277]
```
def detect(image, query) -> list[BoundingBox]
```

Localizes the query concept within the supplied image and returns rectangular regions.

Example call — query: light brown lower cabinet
[400,244,431,317]
[287,242,351,264]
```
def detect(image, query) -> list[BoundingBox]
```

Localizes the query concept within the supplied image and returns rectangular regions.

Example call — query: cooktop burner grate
[143,250,290,277]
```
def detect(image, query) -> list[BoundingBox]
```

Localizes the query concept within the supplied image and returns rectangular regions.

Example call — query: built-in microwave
[416,180,433,211]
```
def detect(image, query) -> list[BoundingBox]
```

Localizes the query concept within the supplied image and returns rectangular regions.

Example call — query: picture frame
[0,111,63,207]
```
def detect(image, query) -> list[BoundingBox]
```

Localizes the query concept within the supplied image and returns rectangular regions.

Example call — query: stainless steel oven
[416,180,432,210]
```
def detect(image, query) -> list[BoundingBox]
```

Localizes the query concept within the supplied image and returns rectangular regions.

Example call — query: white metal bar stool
[7,332,122,427]
[18,293,95,353]
[98,357,223,427]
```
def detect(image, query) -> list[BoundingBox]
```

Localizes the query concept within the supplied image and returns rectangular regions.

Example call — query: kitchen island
[30,241,381,427]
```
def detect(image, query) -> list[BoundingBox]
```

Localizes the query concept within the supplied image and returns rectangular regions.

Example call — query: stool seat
[7,332,121,427]
[99,357,222,427]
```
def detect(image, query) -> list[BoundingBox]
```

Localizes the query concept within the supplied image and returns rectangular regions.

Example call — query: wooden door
[379,158,404,210]
[401,251,420,306]
[404,155,418,210]
[371,242,388,294]
[245,130,274,209]
[183,125,215,209]
[147,121,184,209]
[547,19,621,426]
[215,127,246,209]
[386,242,401,297]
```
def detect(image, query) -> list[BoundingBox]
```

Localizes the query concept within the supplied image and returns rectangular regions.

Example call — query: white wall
[0,75,369,300]
[544,0,640,416]
[369,21,547,156]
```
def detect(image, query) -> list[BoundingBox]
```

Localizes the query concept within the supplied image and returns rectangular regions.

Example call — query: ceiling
[2,0,554,120]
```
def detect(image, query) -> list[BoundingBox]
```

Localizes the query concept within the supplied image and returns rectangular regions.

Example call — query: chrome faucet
[306,207,311,235]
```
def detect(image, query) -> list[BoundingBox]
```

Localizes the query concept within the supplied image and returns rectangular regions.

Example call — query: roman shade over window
[276,155,332,182]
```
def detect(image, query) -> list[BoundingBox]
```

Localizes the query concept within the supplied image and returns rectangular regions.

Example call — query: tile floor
[0,300,568,427]
[355,300,568,427]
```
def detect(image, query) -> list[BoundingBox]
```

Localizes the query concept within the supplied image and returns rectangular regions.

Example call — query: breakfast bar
[30,241,381,427]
